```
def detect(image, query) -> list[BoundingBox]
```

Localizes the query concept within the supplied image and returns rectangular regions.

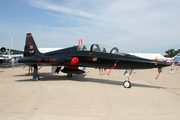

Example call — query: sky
[0,0,180,55]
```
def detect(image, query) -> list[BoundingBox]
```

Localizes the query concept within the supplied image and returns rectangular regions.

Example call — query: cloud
[27,0,101,20]
[2,0,179,54]
[27,0,180,52]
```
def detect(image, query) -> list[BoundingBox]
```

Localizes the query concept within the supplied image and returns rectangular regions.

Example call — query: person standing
[98,68,107,75]
[98,68,103,75]
[103,68,107,76]
[29,65,33,74]
[170,60,175,74]
[11,58,15,69]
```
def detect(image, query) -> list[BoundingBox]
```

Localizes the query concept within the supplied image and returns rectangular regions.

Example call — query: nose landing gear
[123,69,132,88]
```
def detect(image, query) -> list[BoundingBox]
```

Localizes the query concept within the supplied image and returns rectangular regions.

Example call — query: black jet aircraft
[18,33,170,88]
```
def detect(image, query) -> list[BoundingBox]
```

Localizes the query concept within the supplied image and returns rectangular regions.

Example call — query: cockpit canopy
[77,44,127,55]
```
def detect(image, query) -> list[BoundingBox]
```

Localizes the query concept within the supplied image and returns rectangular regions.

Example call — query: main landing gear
[67,73,73,78]
[33,64,41,82]
[123,69,132,88]
[34,75,40,81]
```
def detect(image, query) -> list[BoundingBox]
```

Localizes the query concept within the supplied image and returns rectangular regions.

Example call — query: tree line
[164,49,180,57]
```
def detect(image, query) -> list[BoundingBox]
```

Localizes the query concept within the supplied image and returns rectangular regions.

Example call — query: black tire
[67,73,72,78]
[35,75,40,81]
[123,81,131,88]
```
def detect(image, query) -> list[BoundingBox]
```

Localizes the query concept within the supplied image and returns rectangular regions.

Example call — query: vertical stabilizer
[24,33,41,57]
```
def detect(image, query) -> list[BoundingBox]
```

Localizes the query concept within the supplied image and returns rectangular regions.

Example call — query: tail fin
[24,33,41,57]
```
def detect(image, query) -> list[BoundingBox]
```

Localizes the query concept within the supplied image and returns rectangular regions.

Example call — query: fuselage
[18,45,170,69]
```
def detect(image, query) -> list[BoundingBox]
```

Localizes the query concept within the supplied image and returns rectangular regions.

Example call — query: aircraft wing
[0,54,23,59]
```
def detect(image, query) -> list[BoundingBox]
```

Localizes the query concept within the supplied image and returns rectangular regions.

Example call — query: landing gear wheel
[67,73,72,78]
[123,81,131,88]
[34,75,40,81]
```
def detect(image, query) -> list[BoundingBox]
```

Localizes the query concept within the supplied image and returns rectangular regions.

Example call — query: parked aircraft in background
[129,53,172,62]
[0,47,6,53]
[38,48,62,53]
[18,33,170,88]
[173,52,180,63]
[0,47,23,59]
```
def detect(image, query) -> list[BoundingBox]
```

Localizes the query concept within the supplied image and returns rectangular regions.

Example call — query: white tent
[129,53,171,61]
[174,52,180,62]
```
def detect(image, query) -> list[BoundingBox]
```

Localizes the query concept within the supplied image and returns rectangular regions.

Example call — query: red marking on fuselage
[36,58,42,63]
[71,57,79,65]
[45,58,57,62]
[86,58,92,61]
[52,58,57,62]
[89,53,92,56]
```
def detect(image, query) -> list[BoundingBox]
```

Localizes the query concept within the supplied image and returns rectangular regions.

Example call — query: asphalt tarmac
[0,66,180,120]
